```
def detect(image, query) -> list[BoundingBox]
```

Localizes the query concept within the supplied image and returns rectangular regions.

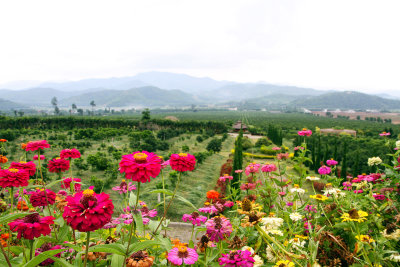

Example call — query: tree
[341,140,348,180]
[231,129,243,190]
[141,108,151,121]
[206,138,222,153]
[72,103,77,114]
[90,101,96,115]
[51,97,60,115]
[77,109,84,116]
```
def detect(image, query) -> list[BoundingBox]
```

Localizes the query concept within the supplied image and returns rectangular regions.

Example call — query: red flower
[63,189,114,232]
[0,168,29,188]
[30,189,56,207]
[60,148,81,159]
[9,212,54,240]
[10,161,36,176]
[0,139,7,142]
[169,153,196,172]
[0,155,8,164]
[35,243,65,266]
[25,140,51,151]
[119,151,162,183]
[61,177,82,192]
[48,158,70,173]
[206,190,220,200]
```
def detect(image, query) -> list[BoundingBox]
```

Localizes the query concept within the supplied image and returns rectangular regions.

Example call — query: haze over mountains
[0,71,399,111]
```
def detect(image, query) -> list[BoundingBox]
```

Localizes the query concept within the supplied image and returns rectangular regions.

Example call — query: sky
[1,0,400,95]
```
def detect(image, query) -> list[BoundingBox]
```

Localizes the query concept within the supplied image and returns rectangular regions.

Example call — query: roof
[232,120,248,129]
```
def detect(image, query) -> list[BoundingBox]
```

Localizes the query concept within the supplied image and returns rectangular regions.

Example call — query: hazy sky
[1,0,400,94]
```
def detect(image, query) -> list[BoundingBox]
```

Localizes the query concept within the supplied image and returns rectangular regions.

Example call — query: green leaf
[111,254,125,267]
[174,195,197,210]
[88,244,126,256]
[128,240,159,254]
[129,192,136,206]
[49,257,74,267]
[146,189,173,195]
[0,213,28,225]
[133,212,144,234]
[23,248,66,267]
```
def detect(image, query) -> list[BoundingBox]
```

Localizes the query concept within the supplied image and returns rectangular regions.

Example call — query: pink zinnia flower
[0,168,29,188]
[272,147,281,151]
[294,146,304,151]
[182,212,207,226]
[278,191,286,196]
[318,165,331,175]
[218,250,255,267]
[305,204,317,213]
[261,164,277,173]
[33,155,46,161]
[30,189,56,207]
[277,153,289,160]
[219,174,233,182]
[61,177,82,192]
[198,205,219,214]
[169,153,196,172]
[35,243,65,266]
[10,161,36,176]
[62,189,114,232]
[25,140,51,151]
[9,212,54,240]
[161,159,170,169]
[167,246,198,265]
[326,159,338,166]
[245,163,260,176]
[342,182,352,190]
[48,158,70,173]
[119,151,162,183]
[373,194,385,200]
[240,183,256,191]
[298,128,312,136]
[234,169,243,173]
[379,132,390,136]
[112,180,136,194]
[353,189,363,194]
[60,148,81,159]
[224,201,234,208]
[205,216,232,242]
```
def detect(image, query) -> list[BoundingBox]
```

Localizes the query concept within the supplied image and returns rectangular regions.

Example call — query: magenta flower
[35,243,65,266]
[342,182,352,191]
[245,163,260,176]
[278,191,286,196]
[224,201,234,208]
[298,128,312,136]
[30,189,56,207]
[182,212,207,226]
[112,180,136,194]
[304,204,317,213]
[261,164,277,173]
[60,148,81,159]
[25,140,51,151]
[169,153,196,172]
[272,147,281,151]
[48,158,70,173]
[9,213,54,240]
[276,153,289,160]
[234,169,243,173]
[61,177,82,192]
[326,159,338,166]
[10,161,36,176]
[205,216,232,242]
[167,246,198,265]
[353,189,364,194]
[219,174,233,182]
[294,146,304,151]
[119,151,162,183]
[318,165,331,175]
[373,194,385,200]
[33,155,46,161]
[379,132,390,136]
[218,250,255,267]
[198,205,219,214]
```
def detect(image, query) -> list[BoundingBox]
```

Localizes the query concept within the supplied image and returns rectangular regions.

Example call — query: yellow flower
[274,260,295,267]
[295,234,308,240]
[356,235,375,243]
[341,209,368,223]
[310,194,328,201]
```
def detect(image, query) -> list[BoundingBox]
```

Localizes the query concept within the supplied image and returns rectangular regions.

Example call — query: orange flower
[17,200,29,211]
[21,143,27,150]
[206,190,220,200]
[0,139,7,143]
[0,155,7,164]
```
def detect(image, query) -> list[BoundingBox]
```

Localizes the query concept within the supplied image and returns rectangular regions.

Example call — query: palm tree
[90,101,96,115]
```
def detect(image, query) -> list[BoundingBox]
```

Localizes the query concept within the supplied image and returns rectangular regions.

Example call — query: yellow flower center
[83,189,95,197]
[56,157,61,160]
[178,153,188,157]
[224,174,229,177]
[19,161,27,164]
[302,128,307,131]
[133,153,148,163]
[122,179,126,182]
[9,168,19,173]
[294,184,299,188]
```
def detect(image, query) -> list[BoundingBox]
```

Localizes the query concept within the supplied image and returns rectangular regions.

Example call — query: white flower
[290,187,305,194]
[323,188,345,197]
[382,229,400,240]
[241,246,254,254]
[253,255,264,267]
[261,217,284,229]
[264,229,284,236]
[389,253,400,262]
[396,140,400,149]
[368,157,382,166]
[289,212,303,222]
[266,246,276,262]
[306,176,320,181]
[289,238,306,249]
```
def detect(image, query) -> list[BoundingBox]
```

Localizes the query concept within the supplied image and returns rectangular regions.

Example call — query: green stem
[0,240,11,267]
[10,188,13,213]
[29,239,34,260]
[83,232,91,267]
[124,182,141,265]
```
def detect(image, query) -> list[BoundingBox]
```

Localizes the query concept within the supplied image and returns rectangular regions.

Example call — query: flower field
[0,122,400,266]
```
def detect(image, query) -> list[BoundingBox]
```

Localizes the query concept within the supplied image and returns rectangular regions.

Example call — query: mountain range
[0,71,399,111]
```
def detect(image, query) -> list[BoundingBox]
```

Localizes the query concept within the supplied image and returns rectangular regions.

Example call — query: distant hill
[291,91,400,110]
[0,88,76,106]
[59,86,200,107]
[0,98,26,110]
